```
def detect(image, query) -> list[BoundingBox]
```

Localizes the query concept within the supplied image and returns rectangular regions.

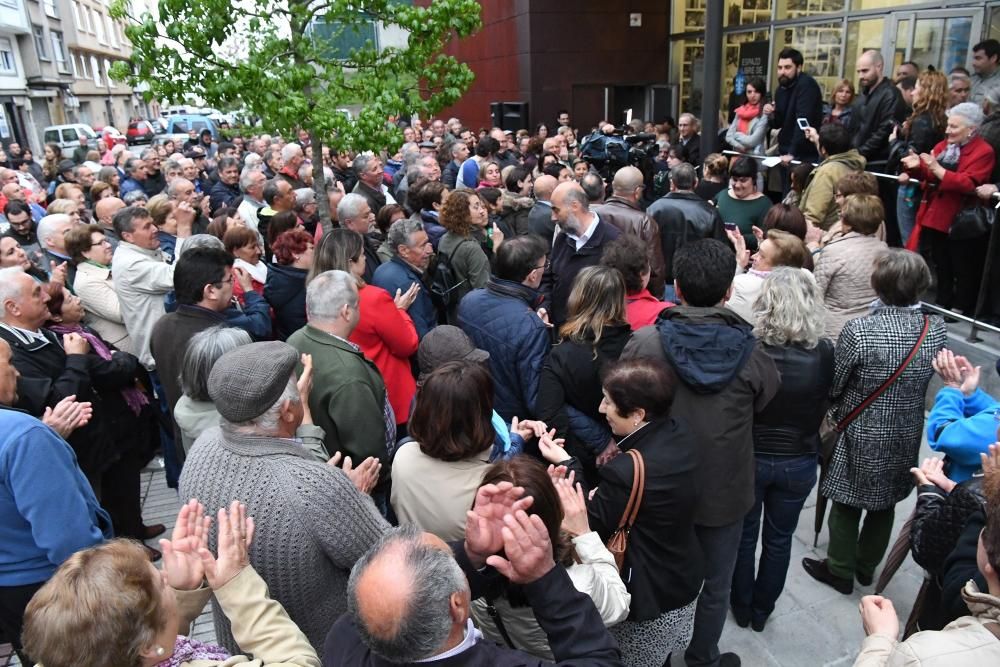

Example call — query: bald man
[36,214,77,285]
[541,181,621,327]
[528,174,558,248]
[853,49,906,162]
[94,197,126,250]
[594,166,666,297]
[324,495,622,665]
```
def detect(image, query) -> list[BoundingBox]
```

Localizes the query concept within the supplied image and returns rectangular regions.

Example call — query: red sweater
[349,284,418,424]
[908,136,995,239]
[625,290,673,330]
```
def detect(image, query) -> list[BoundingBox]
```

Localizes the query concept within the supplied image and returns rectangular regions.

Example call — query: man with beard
[852,50,906,164]
[763,48,823,164]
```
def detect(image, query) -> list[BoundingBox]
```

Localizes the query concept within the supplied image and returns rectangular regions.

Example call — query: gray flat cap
[208,341,299,423]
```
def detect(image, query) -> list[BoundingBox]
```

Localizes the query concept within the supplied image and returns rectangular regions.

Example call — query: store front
[670,0,998,120]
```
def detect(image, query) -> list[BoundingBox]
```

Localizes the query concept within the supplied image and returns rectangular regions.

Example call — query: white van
[42,124,99,158]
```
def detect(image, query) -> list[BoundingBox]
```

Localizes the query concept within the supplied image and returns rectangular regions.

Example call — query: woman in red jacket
[310,228,420,433]
[901,102,996,315]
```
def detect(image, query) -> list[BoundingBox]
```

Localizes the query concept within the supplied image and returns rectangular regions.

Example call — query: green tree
[110,0,480,230]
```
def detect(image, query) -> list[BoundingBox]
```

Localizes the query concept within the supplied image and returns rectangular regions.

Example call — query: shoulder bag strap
[836,315,930,432]
[615,450,643,531]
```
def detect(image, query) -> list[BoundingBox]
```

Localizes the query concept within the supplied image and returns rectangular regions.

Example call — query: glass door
[886,9,985,74]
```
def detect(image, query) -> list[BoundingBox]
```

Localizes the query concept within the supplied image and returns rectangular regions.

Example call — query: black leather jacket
[753,340,835,456]
[646,191,726,282]
[853,77,907,163]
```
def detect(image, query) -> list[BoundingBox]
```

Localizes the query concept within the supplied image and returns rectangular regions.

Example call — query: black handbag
[949,202,991,241]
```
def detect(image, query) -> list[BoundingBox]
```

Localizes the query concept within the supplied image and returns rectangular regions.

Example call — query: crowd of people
[2,38,1000,667]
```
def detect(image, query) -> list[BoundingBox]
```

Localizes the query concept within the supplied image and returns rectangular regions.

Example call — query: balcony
[0,0,31,34]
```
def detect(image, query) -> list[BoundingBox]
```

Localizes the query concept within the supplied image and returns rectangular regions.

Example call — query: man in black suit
[527,174,558,249]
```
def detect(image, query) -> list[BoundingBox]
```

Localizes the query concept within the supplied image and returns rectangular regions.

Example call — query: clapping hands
[162,499,255,591]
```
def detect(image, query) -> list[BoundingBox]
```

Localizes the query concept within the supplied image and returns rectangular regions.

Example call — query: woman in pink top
[310,228,420,428]
[601,234,673,330]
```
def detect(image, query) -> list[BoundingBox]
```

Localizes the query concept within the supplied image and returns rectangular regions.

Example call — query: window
[32,24,49,61]
[95,11,106,43]
[43,0,58,18]
[91,55,102,86]
[61,128,77,142]
[0,37,15,75]
[73,52,84,78]
[108,16,118,47]
[80,53,91,79]
[70,51,78,77]
[43,129,60,144]
[51,31,68,72]
[72,1,82,29]
[104,59,114,88]
[88,8,97,34]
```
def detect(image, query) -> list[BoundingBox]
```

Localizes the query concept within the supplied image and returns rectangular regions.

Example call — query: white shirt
[566,211,601,250]
[416,619,483,662]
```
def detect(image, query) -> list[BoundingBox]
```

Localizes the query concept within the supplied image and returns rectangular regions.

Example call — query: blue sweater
[372,257,437,339]
[927,387,998,483]
[0,409,111,585]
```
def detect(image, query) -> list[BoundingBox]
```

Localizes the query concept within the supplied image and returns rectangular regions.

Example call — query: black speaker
[489,101,529,132]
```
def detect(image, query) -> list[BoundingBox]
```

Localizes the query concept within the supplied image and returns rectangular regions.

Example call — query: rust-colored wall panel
[417,0,669,131]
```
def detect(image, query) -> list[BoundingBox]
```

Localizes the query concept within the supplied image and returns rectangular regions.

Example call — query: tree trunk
[310,131,333,236]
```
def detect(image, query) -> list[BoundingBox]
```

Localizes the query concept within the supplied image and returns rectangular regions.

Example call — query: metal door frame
[885,7,986,72]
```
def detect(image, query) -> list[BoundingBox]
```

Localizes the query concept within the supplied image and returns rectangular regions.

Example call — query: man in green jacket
[287,270,393,474]
[799,123,867,233]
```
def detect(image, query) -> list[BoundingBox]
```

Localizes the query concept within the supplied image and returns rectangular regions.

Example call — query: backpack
[428,240,469,322]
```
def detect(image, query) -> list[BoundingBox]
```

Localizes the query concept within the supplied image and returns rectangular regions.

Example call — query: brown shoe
[802,557,853,595]
[142,524,167,540]
[143,544,162,562]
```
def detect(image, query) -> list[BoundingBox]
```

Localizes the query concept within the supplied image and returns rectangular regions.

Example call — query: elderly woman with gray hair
[900,102,996,316]
[179,340,388,656]
[804,250,946,596]
[731,268,834,632]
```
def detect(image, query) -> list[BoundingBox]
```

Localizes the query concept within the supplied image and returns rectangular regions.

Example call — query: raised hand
[538,428,570,464]
[465,481,533,567]
[199,501,254,590]
[981,443,1000,479]
[343,455,381,494]
[393,282,420,310]
[555,477,590,537]
[42,395,93,438]
[909,457,955,493]
[511,417,547,442]
[161,499,212,591]
[859,595,900,639]
[62,332,90,356]
[486,510,556,584]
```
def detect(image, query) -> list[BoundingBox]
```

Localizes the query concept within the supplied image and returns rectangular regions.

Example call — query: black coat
[771,72,823,161]
[646,191,727,282]
[753,341,834,457]
[537,324,631,444]
[265,263,308,341]
[588,417,703,621]
[322,541,622,666]
[853,77,907,163]
[540,220,622,327]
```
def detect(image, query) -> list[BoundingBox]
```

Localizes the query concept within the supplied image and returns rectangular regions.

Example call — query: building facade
[671,0,998,122]
[60,0,137,130]
[0,0,32,153]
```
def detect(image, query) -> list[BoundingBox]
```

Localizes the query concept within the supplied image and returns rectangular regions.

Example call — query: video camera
[579,126,657,181]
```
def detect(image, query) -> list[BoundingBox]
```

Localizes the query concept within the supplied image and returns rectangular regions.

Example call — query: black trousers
[925,228,988,314]
[0,579,44,661]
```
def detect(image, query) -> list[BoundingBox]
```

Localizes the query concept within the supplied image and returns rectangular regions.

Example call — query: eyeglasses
[214,276,234,287]
[90,239,111,247]
[533,259,550,272]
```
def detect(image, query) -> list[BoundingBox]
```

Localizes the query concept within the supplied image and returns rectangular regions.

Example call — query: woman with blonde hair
[22,500,321,667]
[891,70,949,244]
[823,79,856,128]
[538,265,632,478]
[814,193,889,339]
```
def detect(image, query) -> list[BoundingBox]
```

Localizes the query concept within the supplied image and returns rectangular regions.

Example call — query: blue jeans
[149,370,181,489]
[685,519,743,667]
[896,183,919,247]
[731,454,817,624]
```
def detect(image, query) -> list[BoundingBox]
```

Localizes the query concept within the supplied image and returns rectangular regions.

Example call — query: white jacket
[111,240,183,370]
[73,261,132,354]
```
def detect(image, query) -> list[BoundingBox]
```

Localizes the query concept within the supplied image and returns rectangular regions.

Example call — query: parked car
[95,125,127,148]
[42,124,98,159]
[126,120,158,145]
[156,114,220,148]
